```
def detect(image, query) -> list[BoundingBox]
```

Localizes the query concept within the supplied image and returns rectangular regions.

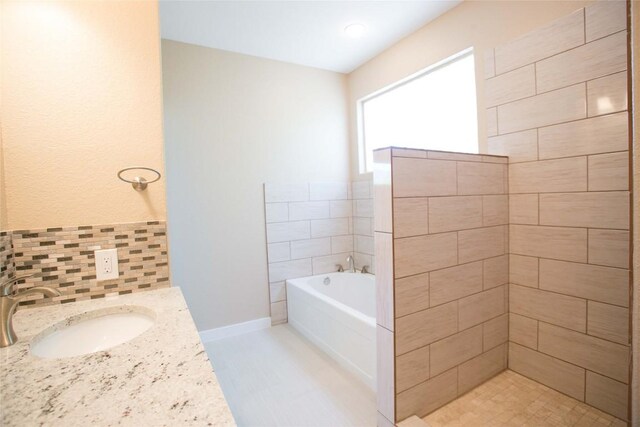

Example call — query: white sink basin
[30,306,155,359]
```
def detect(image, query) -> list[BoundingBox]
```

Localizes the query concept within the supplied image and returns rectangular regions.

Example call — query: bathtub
[286,272,376,389]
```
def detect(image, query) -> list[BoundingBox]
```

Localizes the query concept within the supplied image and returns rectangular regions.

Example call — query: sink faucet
[346,255,356,273]
[1,275,61,348]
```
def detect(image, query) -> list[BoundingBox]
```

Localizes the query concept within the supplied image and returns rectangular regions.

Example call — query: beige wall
[161,40,349,331]
[347,0,593,178]
[0,0,7,230]
[1,0,166,230]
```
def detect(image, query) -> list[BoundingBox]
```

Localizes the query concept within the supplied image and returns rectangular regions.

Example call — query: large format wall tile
[395,232,458,278]
[538,322,629,383]
[396,368,458,420]
[458,344,507,394]
[458,226,506,263]
[538,191,629,229]
[494,8,584,75]
[392,158,457,198]
[509,194,538,225]
[396,345,430,393]
[395,273,429,318]
[509,255,539,288]
[487,129,538,163]
[377,325,395,423]
[509,342,586,400]
[266,221,310,243]
[497,84,586,134]
[538,113,628,160]
[587,301,629,345]
[588,151,629,191]
[585,0,627,42]
[509,314,538,349]
[539,259,629,307]
[457,162,506,195]
[374,149,392,233]
[483,314,508,350]
[458,286,506,330]
[376,232,394,331]
[430,325,483,376]
[510,284,587,333]
[588,229,629,269]
[509,157,587,193]
[585,371,629,420]
[483,255,508,289]
[587,71,628,117]
[429,262,482,306]
[485,65,535,107]
[536,31,627,93]
[393,198,429,238]
[510,225,587,262]
[395,302,458,355]
[428,196,482,233]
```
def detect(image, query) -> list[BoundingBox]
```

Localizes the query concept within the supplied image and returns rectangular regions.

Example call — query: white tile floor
[204,325,376,427]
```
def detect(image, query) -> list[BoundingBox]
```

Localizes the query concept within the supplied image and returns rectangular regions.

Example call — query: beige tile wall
[264,181,374,325]
[486,1,630,421]
[374,147,509,423]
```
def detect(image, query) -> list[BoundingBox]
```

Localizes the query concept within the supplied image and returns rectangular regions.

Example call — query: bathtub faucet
[346,255,356,273]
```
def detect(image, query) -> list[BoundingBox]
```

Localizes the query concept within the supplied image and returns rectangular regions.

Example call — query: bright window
[358,49,478,173]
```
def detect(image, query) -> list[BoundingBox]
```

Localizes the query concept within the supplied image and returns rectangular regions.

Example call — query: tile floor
[422,370,627,427]
[204,324,376,427]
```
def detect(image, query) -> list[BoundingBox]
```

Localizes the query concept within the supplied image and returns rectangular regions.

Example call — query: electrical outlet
[95,248,119,281]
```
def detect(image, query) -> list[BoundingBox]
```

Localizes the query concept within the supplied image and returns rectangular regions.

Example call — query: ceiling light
[344,23,366,38]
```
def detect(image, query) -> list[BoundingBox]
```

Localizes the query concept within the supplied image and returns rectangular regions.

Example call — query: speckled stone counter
[0,287,236,426]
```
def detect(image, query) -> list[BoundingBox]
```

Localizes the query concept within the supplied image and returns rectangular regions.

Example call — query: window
[358,49,478,173]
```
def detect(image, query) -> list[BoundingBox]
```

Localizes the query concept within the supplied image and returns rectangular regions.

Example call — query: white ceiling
[159,1,461,74]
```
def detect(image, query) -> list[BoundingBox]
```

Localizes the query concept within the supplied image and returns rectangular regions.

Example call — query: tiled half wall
[374,148,509,424]
[485,1,631,422]
[0,221,170,308]
[264,181,374,325]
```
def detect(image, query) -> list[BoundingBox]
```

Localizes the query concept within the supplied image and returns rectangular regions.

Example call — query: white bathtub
[286,272,376,389]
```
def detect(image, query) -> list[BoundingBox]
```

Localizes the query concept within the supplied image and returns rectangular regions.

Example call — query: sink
[30,306,155,359]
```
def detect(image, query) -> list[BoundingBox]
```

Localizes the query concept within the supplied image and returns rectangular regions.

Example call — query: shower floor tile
[422,370,627,427]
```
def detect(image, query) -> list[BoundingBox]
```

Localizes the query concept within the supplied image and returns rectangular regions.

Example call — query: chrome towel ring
[117,167,161,191]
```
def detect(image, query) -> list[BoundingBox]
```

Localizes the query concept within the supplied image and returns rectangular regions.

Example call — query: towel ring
[117,167,161,191]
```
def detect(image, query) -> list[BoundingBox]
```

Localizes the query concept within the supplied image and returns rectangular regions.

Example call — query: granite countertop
[0,287,236,426]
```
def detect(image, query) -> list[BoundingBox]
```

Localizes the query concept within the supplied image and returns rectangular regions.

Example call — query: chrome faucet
[346,255,356,273]
[1,275,61,348]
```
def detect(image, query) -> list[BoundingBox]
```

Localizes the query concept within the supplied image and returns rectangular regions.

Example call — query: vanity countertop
[0,287,236,426]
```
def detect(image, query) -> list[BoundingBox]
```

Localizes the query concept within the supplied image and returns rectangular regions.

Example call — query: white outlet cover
[95,248,119,281]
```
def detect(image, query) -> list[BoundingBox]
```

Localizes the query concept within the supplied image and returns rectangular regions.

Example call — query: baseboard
[199,317,271,342]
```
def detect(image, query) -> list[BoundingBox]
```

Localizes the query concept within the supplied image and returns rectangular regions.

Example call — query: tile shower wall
[485,2,630,421]
[265,182,353,325]
[1,221,169,308]
[264,181,375,325]
[352,178,375,270]
[374,148,509,424]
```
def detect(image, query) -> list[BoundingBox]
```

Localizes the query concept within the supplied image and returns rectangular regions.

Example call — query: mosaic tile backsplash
[0,221,169,309]
[0,232,15,281]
